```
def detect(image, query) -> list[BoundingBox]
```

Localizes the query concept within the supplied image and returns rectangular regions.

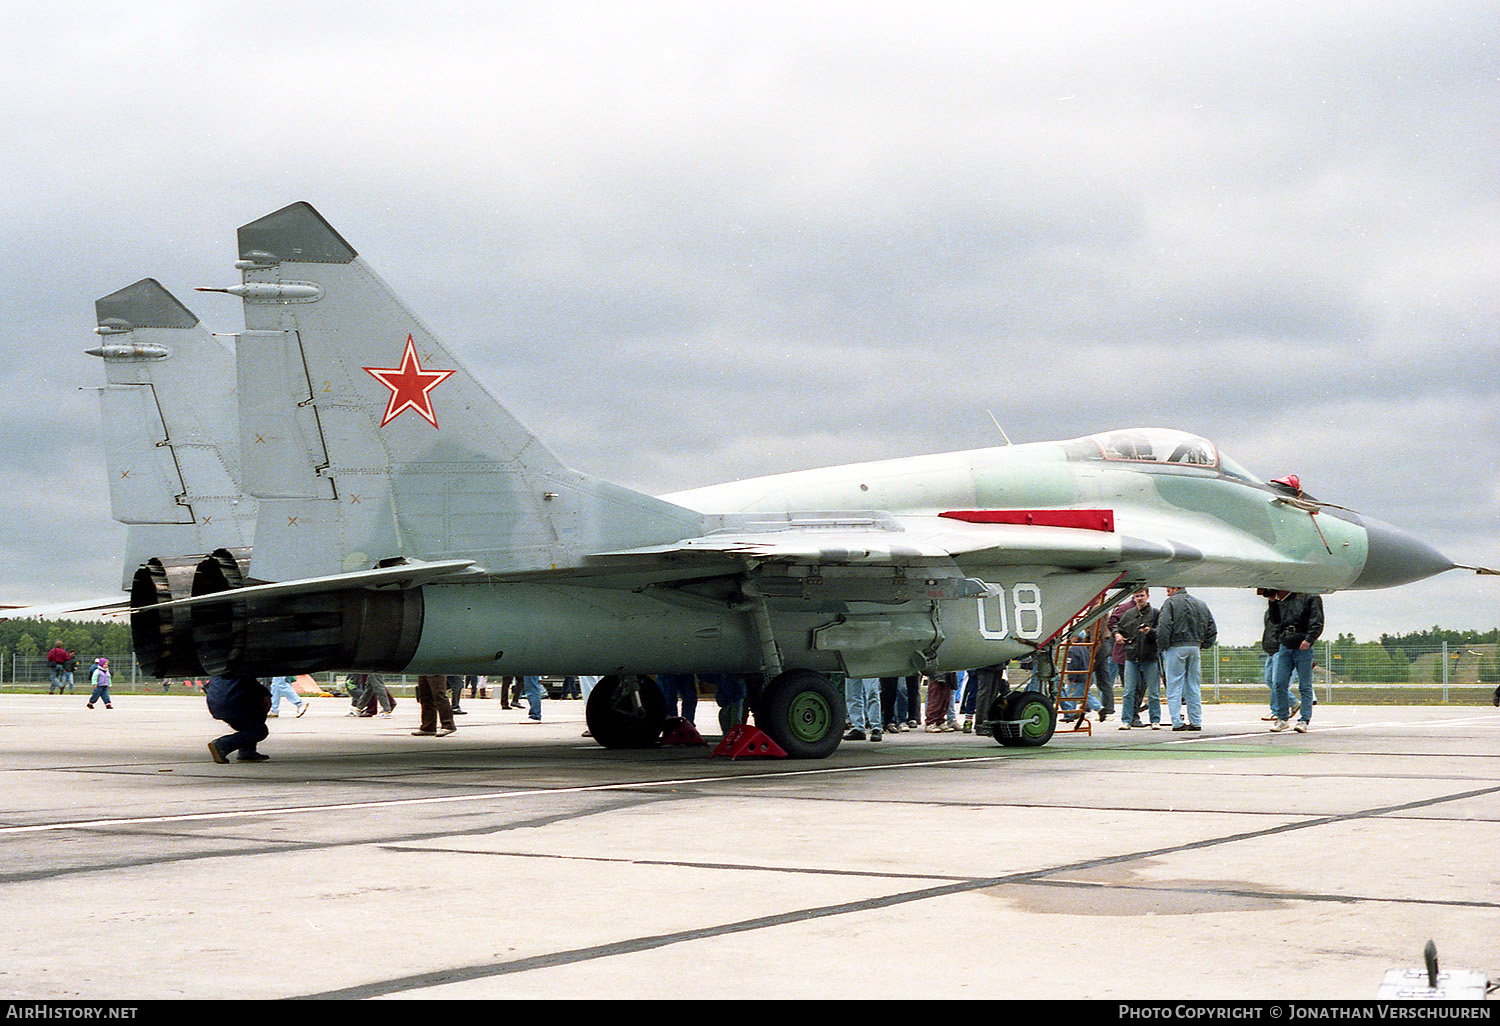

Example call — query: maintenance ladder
[1052,591,1117,734]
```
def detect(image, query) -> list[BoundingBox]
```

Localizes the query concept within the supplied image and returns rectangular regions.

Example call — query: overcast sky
[0,0,1496,644]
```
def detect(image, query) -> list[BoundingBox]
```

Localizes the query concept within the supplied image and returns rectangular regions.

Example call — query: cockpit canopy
[1063,428,1261,484]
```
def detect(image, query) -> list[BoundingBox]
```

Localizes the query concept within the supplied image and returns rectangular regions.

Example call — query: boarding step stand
[1053,591,1112,735]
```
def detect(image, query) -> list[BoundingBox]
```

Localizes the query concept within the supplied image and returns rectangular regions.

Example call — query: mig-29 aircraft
[52,202,1479,758]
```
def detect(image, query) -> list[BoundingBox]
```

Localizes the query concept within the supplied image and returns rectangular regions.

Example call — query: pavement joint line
[0,755,1015,836]
[297,780,1500,999]
[378,844,978,882]
[5,712,1493,836]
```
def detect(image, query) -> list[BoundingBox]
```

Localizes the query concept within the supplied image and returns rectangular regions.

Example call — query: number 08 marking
[977,583,1044,641]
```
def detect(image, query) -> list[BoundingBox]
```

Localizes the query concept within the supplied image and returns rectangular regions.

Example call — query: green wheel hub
[786,690,833,744]
[1015,696,1049,740]
[755,670,844,758]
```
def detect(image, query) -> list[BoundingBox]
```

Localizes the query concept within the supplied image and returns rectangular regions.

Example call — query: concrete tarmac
[1,692,1496,1001]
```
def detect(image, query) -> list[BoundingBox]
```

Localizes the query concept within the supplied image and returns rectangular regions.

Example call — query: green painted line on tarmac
[917,741,1298,761]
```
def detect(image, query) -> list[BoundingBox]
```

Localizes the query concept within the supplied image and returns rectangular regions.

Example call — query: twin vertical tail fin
[215,202,701,583]
[120,202,704,679]
[91,279,257,677]
[89,279,255,590]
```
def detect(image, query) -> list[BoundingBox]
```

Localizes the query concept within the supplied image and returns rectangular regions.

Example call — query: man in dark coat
[1113,588,1161,729]
[1268,591,1324,733]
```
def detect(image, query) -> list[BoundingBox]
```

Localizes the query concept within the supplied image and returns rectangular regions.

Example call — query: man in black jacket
[1158,586,1218,731]
[1113,588,1161,730]
[1268,591,1324,733]
[1258,589,1282,721]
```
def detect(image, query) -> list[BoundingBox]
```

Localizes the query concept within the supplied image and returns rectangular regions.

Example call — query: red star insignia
[363,335,456,428]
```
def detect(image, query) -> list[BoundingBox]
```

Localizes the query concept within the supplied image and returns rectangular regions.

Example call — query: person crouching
[205,675,272,763]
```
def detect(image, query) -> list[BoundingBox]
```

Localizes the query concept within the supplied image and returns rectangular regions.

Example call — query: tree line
[1213,631,1500,684]
[1378,626,1500,660]
[0,618,133,664]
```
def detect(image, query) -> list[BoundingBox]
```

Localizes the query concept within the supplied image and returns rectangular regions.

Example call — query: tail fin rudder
[90,279,255,589]
[219,202,700,581]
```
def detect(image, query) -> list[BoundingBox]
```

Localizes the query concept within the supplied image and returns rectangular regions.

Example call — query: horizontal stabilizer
[143,557,476,614]
[0,595,131,622]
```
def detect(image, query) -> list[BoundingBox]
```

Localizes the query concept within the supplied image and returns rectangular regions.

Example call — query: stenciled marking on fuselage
[975,582,1044,641]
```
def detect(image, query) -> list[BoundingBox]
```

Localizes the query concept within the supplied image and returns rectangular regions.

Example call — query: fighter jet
[46,202,1482,757]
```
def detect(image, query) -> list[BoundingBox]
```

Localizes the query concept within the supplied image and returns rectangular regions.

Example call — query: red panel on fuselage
[939,509,1116,532]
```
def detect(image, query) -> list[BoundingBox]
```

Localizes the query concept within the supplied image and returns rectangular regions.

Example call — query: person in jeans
[1268,591,1324,733]
[268,674,307,718]
[1114,589,1160,730]
[86,657,114,710]
[1156,586,1218,732]
[205,675,272,762]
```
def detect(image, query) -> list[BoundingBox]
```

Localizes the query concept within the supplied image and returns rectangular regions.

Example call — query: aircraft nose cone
[1352,516,1454,589]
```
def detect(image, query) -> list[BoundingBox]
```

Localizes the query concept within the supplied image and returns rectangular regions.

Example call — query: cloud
[0,1,1495,644]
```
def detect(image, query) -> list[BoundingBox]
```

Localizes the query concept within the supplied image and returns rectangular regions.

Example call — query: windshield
[1063,429,1262,484]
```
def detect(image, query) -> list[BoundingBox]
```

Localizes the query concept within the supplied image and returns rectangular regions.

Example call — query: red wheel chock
[660,716,707,747]
[711,724,787,759]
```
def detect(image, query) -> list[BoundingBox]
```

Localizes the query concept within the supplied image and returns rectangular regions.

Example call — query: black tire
[755,670,843,759]
[994,689,1056,748]
[585,675,666,748]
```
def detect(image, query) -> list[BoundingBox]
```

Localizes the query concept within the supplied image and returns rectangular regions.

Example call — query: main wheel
[994,689,1056,748]
[585,675,666,748]
[755,670,843,759]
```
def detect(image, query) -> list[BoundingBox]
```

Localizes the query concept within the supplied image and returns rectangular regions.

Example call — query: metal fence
[1,656,356,695]
[5,642,1497,703]
[1024,640,1500,704]
[1203,641,1499,697]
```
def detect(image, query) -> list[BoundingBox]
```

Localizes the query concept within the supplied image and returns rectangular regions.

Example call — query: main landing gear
[585,675,666,749]
[752,670,843,759]
[585,670,845,759]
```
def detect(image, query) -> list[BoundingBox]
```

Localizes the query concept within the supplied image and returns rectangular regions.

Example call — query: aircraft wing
[435,511,1186,599]
[541,513,1182,604]
[0,595,132,622]
[597,520,1179,569]
[126,558,476,615]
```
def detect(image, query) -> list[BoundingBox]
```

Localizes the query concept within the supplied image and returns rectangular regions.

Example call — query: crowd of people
[46,644,115,708]
[838,585,1324,741]
[840,666,1011,741]
[1102,586,1324,733]
[43,584,1329,763]
[836,585,1228,740]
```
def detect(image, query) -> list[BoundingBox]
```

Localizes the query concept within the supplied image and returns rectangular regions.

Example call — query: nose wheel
[992,689,1056,748]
